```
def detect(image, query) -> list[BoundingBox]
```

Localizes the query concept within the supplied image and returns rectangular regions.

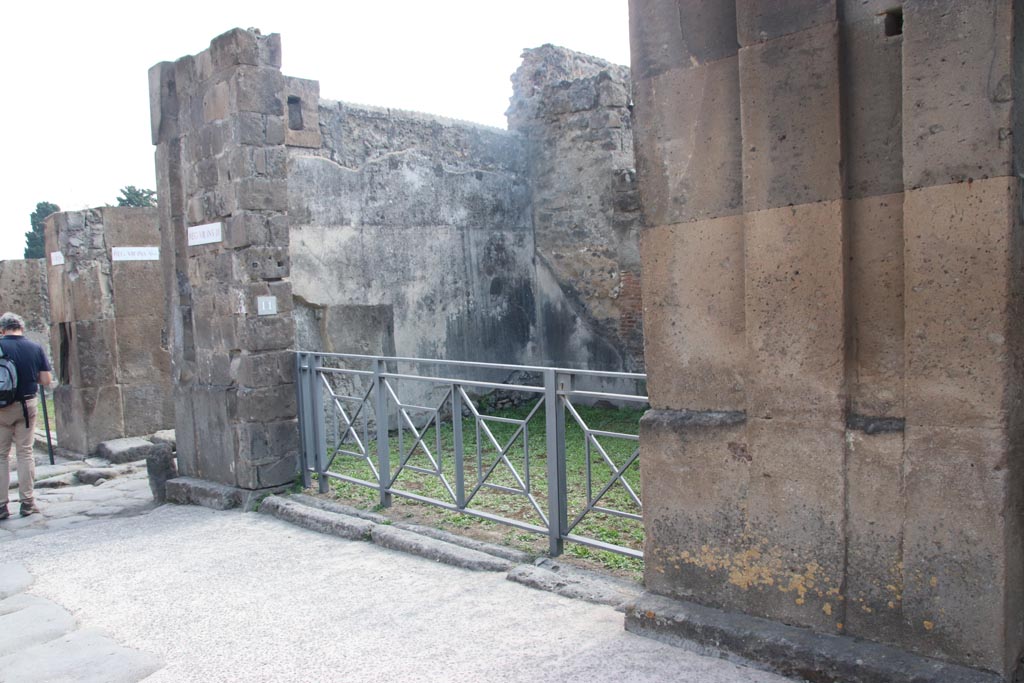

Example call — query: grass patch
[318,396,645,578]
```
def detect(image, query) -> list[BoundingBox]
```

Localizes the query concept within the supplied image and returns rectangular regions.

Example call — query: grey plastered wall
[42,207,173,454]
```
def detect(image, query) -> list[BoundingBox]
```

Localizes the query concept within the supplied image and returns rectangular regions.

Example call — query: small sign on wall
[257,296,278,316]
[50,251,65,266]
[112,246,160,261]
[187,221,222,246]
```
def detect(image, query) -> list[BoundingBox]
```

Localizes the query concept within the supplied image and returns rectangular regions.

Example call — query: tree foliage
[25,201,60,259]
[116,186,157,208]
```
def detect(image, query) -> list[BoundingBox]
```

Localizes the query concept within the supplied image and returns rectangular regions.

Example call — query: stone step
[260,494,513,572]
[0,628,162,682]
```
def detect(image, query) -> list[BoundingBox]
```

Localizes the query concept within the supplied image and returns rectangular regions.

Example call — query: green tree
[25,201,60,259]
[116,186,157,208]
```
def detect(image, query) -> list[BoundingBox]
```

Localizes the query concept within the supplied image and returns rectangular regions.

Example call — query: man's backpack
[0,343,18,408]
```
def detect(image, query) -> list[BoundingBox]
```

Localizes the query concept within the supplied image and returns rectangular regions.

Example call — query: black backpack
[0,342,18,408]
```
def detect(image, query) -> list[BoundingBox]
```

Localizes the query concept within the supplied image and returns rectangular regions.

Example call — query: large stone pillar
[150,28,298,492]
[631,0,1024,678]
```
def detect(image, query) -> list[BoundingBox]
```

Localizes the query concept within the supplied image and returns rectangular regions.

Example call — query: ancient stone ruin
[630,0,1024,679]
[149,29,640,492]
[0,258,51,360]
[44,207,174,454]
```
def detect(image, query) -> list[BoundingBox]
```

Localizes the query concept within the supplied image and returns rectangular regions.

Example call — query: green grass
[320,397,645,576]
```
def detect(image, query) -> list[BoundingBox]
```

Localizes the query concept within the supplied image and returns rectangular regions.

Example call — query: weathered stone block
[67,262,113,321]
[230,350,294,388]
[743,418,846,632]
[71,319,118,389]
[149,61,177,145]
[81,385,126,454]
[209,28,261,72]
[640,409,749,606]
[121,383,175,437]
[902,0,1015,189]
[189,386,237,486]
[229,65,284,116]
[745,200,845,421]
[844,429,905,642]
[735,0,836,46]
[166,476,242,510]
[231,245,289,281]
[236,314,293,352]
[234,419,298,466]
[173,386,197,476]
[146,448,178,503]
[257,33,281,69]
[202,80,230,123]
[235,178,287,212]
[111,263,165,320]
[738,22,842,212]
[229,385,297,424]
[848,193,904,417]
[904,178,1019,428]
[283,76,322,148]
[633,57,742,225]
[902,424,1022,676]
[113,317,170,385]
[840,12,903,199]
[628,0,738,80]
[640,217,745,411]
[97,436,169,465]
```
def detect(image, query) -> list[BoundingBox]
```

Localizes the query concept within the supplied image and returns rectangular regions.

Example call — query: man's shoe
[0,505,8,520]
[19,500,38,517]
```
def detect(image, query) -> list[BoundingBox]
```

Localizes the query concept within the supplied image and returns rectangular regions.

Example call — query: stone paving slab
[0,562,31,598]
[0,628,161,682]
[0,594,75,656]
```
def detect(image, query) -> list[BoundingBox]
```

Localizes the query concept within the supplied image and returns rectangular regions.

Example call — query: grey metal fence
[295,352,647,558]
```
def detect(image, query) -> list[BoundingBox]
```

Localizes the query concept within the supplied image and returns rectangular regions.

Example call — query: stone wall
[0,259,51,361]
[43,207,173,454]
[630,1,1023,678]
[509,45,643,371]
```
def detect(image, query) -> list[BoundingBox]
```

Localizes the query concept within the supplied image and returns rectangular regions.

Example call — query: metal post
[310,354,329,494]
[374,358,392,508]
[39,386,54,465]
[295,352,312,489]
[544,369,565,556]
[452,384,465,508]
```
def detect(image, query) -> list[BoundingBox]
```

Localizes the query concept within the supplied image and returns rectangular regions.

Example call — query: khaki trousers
[0,398,37,507]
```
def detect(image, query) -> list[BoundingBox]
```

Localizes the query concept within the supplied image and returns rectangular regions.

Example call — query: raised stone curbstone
[165,476,242,510]
[96,437,170,465]
[625,592,1001,683]
[288,493,390,524]
[370,525,513,572]
[507,559,642,611]
[146,450,178,503]
[259,495,374,540]
[395,522,534,565]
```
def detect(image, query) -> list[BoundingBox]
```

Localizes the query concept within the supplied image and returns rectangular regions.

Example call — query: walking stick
[40,386,54,466]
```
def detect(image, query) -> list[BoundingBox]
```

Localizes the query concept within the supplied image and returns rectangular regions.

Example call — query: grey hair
[0,312,25,332]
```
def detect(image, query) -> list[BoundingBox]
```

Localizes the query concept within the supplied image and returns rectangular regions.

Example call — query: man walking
[0,312,52,519]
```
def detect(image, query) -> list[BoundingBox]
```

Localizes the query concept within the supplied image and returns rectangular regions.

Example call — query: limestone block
[70,319,118,389]
[902,0,1015,189]
[902,424,1022,676]
[96,436,168,465]
[640,409,749,606]
[843,430,905,642]
[840,12,903,199]
[121,383,175,437]
[236,314,294,352]
[628,0,738,80]
[67,262,113,321]
[149,62,177,145]
[904,178,1019,428]
[173,386,197,476]
[189,386,238,486]
[230,350,294,388]
[228,384,297,424]
[194,349,232,385]
[632,57,742,225]
[209,28,261,71]
[257,33,281,69]
[743,418,846,632]
[113,316,170,386]
[735,0,836,46]
[848,194,904,417]
[223,212,269,249]
[112,262,165,320]
[738,22,842,212]
[640,217,746,411]
[53,385,84,455]
[256,453,298,488]
[235,178,287,212]
[81,385,126,454]
[202,80,230,123]
[234,419,299,466]
[283,76,322,149]
[102,207,159,247]
[229,65,284,116]
[745,200,845,421]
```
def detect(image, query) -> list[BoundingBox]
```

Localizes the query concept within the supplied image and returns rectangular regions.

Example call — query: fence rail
[295,352,647,558]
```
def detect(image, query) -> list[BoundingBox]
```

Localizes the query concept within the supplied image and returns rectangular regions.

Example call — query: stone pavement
[1,447,158,542]
[1,502,794,682]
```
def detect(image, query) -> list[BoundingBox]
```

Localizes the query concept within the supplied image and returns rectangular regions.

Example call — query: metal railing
[295,352,647,558]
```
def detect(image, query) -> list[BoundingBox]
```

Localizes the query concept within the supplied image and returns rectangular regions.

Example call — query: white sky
[0,0,631,261]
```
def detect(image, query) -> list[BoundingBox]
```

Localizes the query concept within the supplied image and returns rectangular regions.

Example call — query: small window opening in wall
[287,96,303,131]
[884,8,903,37]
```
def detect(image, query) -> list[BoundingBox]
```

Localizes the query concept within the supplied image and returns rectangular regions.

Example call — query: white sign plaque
[187,221,222,246]
[112,246,160,261]
[257,296,278,316]
[50,251,65,266]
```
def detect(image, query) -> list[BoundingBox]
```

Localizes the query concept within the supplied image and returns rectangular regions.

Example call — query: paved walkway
[0,456,791,682]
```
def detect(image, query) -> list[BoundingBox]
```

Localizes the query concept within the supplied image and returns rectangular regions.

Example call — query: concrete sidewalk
[2,505,791,682]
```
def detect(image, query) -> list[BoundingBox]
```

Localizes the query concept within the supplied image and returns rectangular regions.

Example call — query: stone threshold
[626,592,1001,683]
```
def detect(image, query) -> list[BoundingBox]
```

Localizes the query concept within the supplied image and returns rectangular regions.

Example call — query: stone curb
[507,559,642,612]
[625,592,1001,683]
[394,522,534,564]
[259,495,512,572]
